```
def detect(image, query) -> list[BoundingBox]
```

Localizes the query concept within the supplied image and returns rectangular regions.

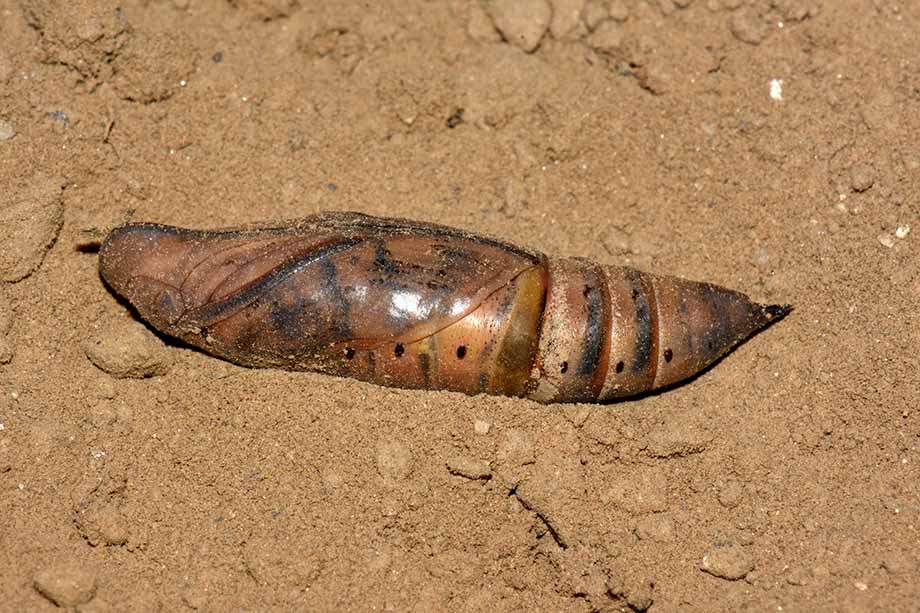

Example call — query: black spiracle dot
[664,348,673,363]
[394,343,405,358]
[615,360,625,373]
[456,345,467,359]
[583,285,592,298]
[344,347,355,360]
[560,361,569,374]
[200,327,210,339]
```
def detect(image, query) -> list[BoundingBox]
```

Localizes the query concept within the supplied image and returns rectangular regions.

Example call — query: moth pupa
[99,212,790,403]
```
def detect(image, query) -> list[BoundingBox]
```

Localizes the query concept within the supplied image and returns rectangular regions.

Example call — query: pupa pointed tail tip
[761,303,793,324]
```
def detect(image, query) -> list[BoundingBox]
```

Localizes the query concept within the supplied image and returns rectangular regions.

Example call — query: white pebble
[895,224,910,239]
[0,119,15,140]
[878,234,895,248]
[474,419,492,435]
[769,78,783,101]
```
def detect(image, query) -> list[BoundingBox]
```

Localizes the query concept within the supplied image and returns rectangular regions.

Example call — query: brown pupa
[98,211,790,403]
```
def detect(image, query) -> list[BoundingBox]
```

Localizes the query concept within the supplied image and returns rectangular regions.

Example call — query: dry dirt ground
[1,0,918,611]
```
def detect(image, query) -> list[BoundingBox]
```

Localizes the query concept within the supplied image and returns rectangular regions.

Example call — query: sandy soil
[1,0,918,610]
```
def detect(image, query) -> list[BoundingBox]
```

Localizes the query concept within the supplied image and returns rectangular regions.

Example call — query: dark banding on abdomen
[578,276,606,377]
[626,269,653,374]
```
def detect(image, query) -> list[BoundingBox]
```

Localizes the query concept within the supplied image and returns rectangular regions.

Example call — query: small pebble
[587,20,625,54]
[473,419,492,435]
[878,234,895,249]
[581,0,608,30]
[376,440,412,481]
[0,337,12,364]
[485,0,552,52]
[849,163,875,192]
[635,63,672,96]
[769,78,783,101]
[633,515,675,542]
[729,9,767,45]
[895,224,910,239]
[111,30,195,104]
[83,319,172,378]
[496,429,535,467]
[625,578,655,611]
[701,544,754,580]
[0,119,15,141]
[33,564,97,607]
[78,504,129,546]
[242,537,321,590]
[446,457,492,480]
[548,0,585,39]
[608,0,631,21]
[467,2,503,42]
[785,566,810,586]
[0,176,64,282]
[718,479,744,508]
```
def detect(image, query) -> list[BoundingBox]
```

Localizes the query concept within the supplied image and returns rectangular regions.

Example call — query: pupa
[98,211,790,403]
